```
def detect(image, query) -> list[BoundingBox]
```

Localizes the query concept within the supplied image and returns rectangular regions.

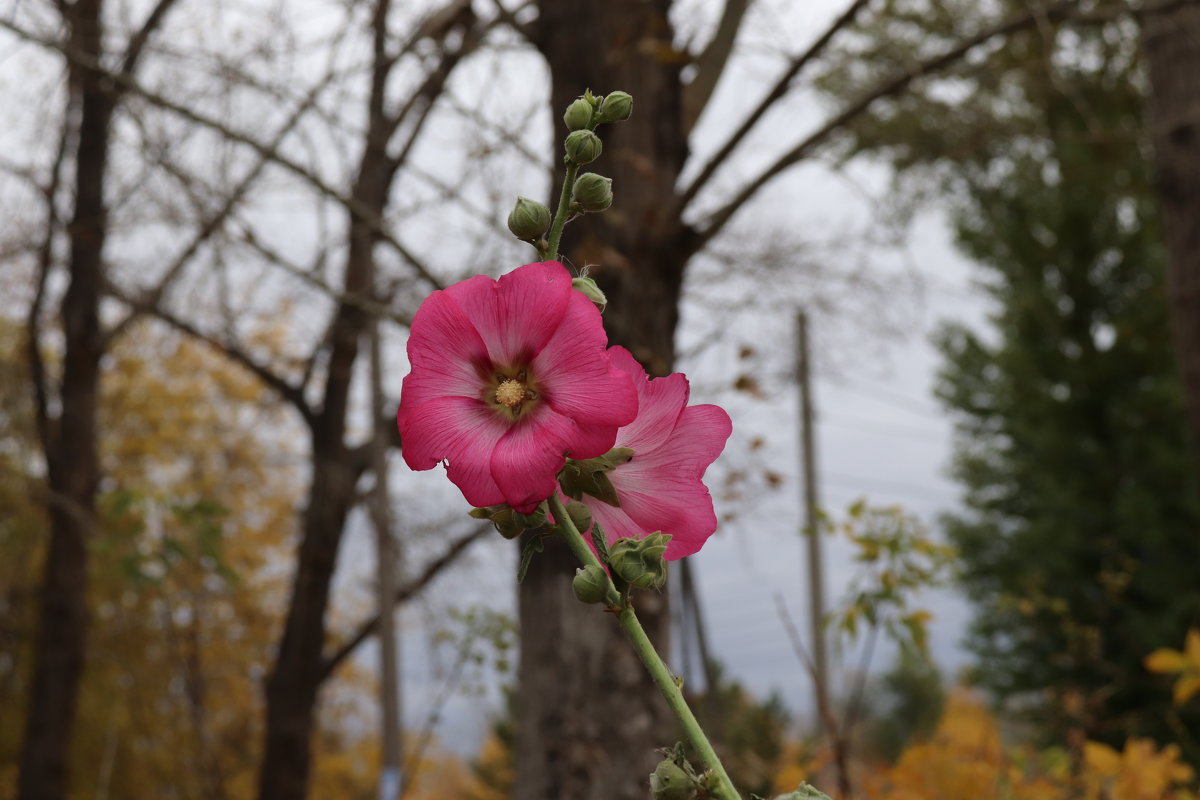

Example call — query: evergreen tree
[818,0,1200,755]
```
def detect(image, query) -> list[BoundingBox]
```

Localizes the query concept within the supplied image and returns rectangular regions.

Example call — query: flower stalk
[543,160,579,263]
[547,494,742,800]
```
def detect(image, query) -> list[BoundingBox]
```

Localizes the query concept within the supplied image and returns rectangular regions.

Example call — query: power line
[824,470,956,503]
[831,376,945,420]
[820,414,948,444]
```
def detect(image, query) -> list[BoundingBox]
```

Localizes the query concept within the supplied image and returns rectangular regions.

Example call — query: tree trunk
[517,3,692,798]
[1144,1,1200,467]
[256,84,387,800]
[257,4,393,793]
[18,2,112,798]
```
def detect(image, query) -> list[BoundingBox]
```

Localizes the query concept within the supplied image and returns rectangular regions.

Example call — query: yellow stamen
[495,379,527,408]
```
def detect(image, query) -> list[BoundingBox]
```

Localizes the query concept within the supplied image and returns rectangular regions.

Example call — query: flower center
[495,379,528,408]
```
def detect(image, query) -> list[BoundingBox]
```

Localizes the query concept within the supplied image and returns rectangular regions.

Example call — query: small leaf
[590,522,611,564]
[517,534,544,584]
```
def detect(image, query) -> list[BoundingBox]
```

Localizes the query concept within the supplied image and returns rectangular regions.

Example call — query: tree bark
[256,0,391,791]
[517,3,691,798]
[1144,0,1200,467]
[18,2,112,798]
[256,3,484,796]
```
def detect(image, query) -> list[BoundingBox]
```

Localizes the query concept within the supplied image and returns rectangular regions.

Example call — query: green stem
[548,494,742,800]
[543,160,579,263]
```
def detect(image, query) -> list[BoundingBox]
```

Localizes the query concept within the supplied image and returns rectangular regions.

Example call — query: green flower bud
[572,564,609,604]
[564,499,593,534]
[596,90,633,123]
[506,196,551,240]
[571,276,607,311]
[773,784,834,800]
[571,173,613,213]
[563,98,594,131]
[608,533,671,590]
[564,130,603,165]
[514,503,547,530]
[650,759,696,800]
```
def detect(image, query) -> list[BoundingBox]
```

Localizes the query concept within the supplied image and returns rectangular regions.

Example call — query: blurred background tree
[814,0,1200,760]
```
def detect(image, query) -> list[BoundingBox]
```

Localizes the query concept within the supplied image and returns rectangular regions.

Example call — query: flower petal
[532,293,638,429]
[605,404,733,559]
[585,497,648,545]
[398,396,508,508]
[606,346,688,454]
[398,290,491,420]
[444,261,571,367]
[490,403,620,512]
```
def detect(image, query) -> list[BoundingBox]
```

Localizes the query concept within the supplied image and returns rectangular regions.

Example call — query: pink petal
[444,261,571,368]
[609,476,718,560]
[606,347,688,454]
[398,396,508,508]
[585,497,648,545]
[490,403,620,512]
[399,290,490,416]
[604,404,733,559]
[531,293,638,429]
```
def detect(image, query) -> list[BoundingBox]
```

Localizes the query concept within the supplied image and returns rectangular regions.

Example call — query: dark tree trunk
[256,5,484,794]
[517,3,693,798]
[18,2,112,798]
[257,17,390,799]
[1144,1,1200,467]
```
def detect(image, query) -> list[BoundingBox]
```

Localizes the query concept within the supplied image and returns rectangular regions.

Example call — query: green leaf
[590,522,611,565]
[517,534,544,584]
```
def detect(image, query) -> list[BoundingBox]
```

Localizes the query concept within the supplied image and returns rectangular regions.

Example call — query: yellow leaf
[1083,740,1121,777]
[1145,647,1186,674]
[1174,675,1200,705]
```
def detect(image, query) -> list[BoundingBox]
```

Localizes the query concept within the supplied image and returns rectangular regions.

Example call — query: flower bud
[563,98,594,131]
[572,565,609,604]
[572,276,607,312]
[506,196,551,240]
[773,785,834,800]
[514,503,548,530]
[571,173,613,212]
[608,533,671,590]
[565,500,593,534]
[650,759,696,800]
[564,130,603,165]
[596,90,633,123]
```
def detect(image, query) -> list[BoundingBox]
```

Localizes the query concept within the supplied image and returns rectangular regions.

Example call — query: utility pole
[796,309,829,735]
[369,318,402,800]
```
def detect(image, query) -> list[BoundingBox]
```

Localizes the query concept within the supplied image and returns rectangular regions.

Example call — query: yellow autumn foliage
[0,319,381,800]
[1146,629,1200,706]
[860,690,1198,800]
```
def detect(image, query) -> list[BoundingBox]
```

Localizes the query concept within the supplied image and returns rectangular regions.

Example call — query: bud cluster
[609,533,670,591]
[506,89,632,253]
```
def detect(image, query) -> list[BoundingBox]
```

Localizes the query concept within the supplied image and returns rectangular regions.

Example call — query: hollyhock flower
[397,261,638,513]
[569,346,732,561]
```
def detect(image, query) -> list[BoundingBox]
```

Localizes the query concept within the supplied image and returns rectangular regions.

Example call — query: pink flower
[398,261,638,513]
[571,347,732,561]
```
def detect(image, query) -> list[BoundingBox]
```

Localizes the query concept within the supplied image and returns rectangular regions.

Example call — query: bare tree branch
[0,17,446,291]
[679,0,873,211]
[682,0,750,134]
[26,93,75,463]
[319,525,490,680]
[693,0,1084,252]
[106,58,343,343]
[117,0,182,79]
[108,284,316,424]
